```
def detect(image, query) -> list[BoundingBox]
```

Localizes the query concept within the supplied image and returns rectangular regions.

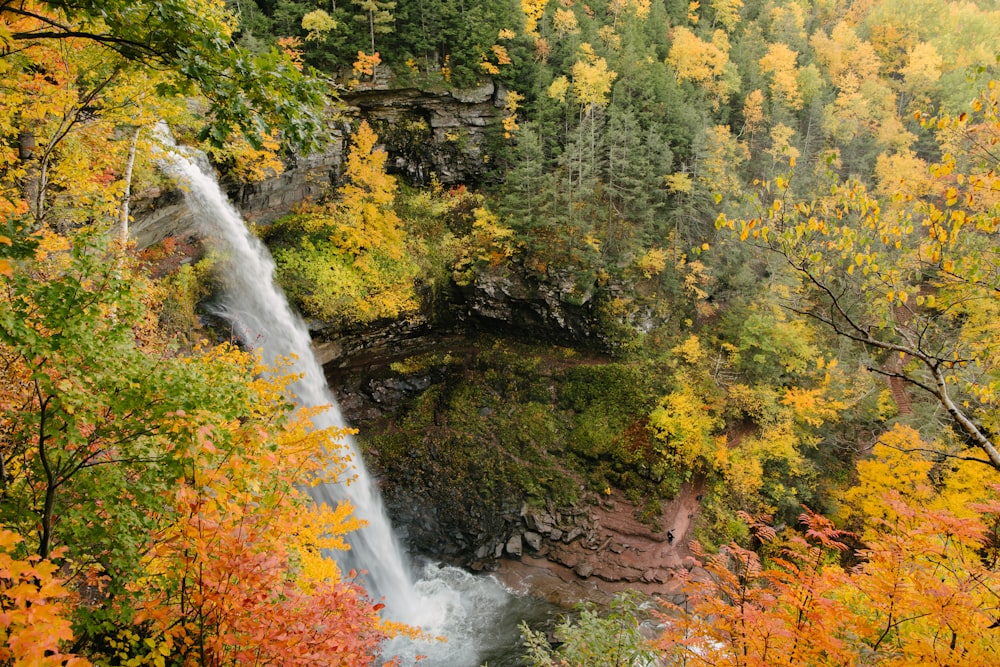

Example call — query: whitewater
[161,142,545,666]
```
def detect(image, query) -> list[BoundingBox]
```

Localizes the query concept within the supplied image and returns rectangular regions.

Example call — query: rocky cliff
[343,81,506,186]
[131,83,504,248]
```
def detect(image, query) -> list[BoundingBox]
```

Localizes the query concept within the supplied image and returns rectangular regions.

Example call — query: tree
[666,26,737,110]
[352,0,396,55]
[334,120,405,256]
[0,229,395,661]
[0,0,327,225]
[269,121,419,324]
[656,498,1000,665]
[522,592,658,667]
[716,79,1000,470]
[1,0,326,150]
[758,42,803,111]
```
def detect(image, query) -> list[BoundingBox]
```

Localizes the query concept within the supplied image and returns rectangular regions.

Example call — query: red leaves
[657,497,1000,665]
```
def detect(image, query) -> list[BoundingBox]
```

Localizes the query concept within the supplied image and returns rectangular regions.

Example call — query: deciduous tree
[716,79,1000,471]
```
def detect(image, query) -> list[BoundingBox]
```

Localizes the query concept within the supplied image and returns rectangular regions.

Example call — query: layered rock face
[131,83,504,249]
[135,82,694,606]
[131,146,345,248]
[344,81,506,186]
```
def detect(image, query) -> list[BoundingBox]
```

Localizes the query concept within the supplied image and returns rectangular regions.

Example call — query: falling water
[161,142,549,666]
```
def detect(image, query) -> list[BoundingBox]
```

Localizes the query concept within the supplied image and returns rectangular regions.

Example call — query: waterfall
[160,141,544,666]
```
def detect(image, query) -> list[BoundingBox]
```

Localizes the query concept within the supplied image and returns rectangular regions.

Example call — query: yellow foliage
[207,130,285,183]
[649,386,722,470]
[664,172,694,193]
[521,0,548,34]
[782,369,846,428]
[810,21,881,89]
[873,150,934,201]
[934,456,997,519]
[451,206,519,285]
[634,247,668,278]
[570,46,617,108]
[302,9,336,41]
[597,25,621,51]
[717,446,764,500]
[711,0,743,32]
[741,89,764,135]
[759,43,803,110]
[673,334,706,365]
[901,42,943,89]
[667,27,735,108]
[838,425,935,530]
[698,125,748,198]
[548,76,571,103]
[502,90,524,138]
[767,2,806,45]
[552,8,580,36]
[337,121,404,258]
[766,123,800,166]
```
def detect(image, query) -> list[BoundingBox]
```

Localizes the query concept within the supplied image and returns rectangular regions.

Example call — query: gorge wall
[133,82,692,607]
[131,82,505,249]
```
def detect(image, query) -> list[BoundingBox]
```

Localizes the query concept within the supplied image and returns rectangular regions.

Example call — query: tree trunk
[18,129,41,219]
[117,125,142,250]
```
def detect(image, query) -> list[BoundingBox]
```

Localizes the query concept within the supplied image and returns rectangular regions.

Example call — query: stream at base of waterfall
[161,139,551,666]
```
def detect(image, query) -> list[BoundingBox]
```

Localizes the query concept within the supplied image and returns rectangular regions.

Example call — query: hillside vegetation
[1,0,1000,664]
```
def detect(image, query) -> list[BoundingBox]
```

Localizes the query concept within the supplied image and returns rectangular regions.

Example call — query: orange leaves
[0,234,11,278]
[847,494,1000,664]
[0,530,90,667]
[156,500,387,667]
[138,357,390,666]
[353,51,382,82]
[658,496,1000,665]
[480,44,512,75]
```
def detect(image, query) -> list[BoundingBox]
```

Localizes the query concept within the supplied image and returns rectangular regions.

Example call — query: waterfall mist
[160,140,544,666]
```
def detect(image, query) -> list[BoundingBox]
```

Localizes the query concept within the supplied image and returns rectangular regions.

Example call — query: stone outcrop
[130,142,345,249]
[496,485,705,607]
[343,82,505,186]
[457,264,603,345]
[131,84,503,248]
[227,141,346,223]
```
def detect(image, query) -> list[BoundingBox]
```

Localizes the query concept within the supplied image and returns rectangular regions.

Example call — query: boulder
[505,533,523,558]
[523,531,543,552]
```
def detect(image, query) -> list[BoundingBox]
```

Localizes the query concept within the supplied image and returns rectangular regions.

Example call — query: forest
[1,0,1000,664]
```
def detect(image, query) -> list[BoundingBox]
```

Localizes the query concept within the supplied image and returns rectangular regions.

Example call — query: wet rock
[552,551,580,569]
[574,562,594,578]
[506,534,523,558]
